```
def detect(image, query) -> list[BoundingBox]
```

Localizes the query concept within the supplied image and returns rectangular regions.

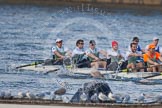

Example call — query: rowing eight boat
[16,64,162,79]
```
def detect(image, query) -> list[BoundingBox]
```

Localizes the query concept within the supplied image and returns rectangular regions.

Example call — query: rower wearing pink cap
[107,41,124,62]
[106,40,124,71]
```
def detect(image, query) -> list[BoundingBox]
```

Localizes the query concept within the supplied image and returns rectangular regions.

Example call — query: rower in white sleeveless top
[51,38,71,65]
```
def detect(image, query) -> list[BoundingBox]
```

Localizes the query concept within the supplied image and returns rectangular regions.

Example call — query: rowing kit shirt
[72,47,86,57]
[71,47,88,62]
[86,48,101,55]
[86,48,101,61]
[128,44,143,62]
[126,50,142,64]
[107,49,122,62]
[143,52,160,62]
[51,46,69,55]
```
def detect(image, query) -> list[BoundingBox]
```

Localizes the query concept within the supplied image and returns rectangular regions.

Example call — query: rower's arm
[54,51,64,59]
[118,51,124,59]
[99,50,107,57]
[65,50,72,57]
[141,49,146,54]
[127,53,136,57]
[143,54,158,65]
[147,59,158,65]
[159,56,162,62]
[87,53,99,61]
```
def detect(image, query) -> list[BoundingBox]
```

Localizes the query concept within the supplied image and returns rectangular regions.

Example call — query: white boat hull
[18,65,161,79]
[18,65,60,72]
[18,65,114,74]
[111,72,161,79]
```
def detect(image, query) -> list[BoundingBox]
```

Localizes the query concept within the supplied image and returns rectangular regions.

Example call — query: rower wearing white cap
[145,37,162,54]
[51,38,71,65]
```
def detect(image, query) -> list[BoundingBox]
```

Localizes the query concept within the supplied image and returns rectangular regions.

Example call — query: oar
[15,59,57,69]
[44,68,60,75]
[144,72,162,79]
[15,61,44,69]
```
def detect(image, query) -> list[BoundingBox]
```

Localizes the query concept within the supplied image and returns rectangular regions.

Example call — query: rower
[72,39,89,68]
[126,43,144,72]
[145,37,162,54]
[143,44,162,72]
[106,40,125,71]
[86,40,107,69]
[51,38,71,65]
[128,37,145,54]
[128,37,145,63]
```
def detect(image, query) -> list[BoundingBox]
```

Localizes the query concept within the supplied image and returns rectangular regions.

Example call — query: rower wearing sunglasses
[72,39,89,68]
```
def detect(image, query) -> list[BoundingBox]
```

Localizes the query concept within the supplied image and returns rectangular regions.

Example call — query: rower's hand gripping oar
[114,59,124,78]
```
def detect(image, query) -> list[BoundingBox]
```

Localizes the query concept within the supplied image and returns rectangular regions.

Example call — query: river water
[0,4,162,103]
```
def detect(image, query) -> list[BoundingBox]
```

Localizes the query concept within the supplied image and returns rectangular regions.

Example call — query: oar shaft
[16,63,34,69]
[15,61,43,69]
[44,68,60,74]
